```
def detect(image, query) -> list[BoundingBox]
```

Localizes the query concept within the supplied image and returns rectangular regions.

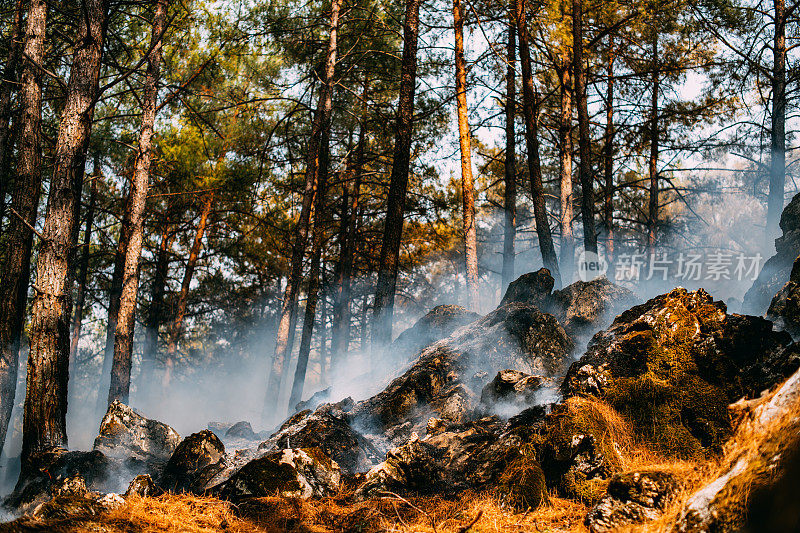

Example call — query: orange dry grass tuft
[71,494,271,533]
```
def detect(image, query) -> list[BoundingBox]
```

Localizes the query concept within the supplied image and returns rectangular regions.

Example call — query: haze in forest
[0,0,796,501]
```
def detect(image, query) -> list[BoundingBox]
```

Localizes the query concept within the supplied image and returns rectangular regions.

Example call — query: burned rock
[160,430,225,493]
[294,387,332,413]
[767,255,800,338]
[586,470,679,533]
[355,417,518,498]
[93,400,180,471]
[391,305,482,361]
[500,268,555,308]
[260,405,381,475]
[213,448,340,500]
[6,448,127,512]
[547,277,639,341]
[480,369,552,411]
[562,288,796,458]
[744,192,800,314]
[125,475,162,498]
[225,421,258,440]
[31,491,125,522]
[351,302,572,444]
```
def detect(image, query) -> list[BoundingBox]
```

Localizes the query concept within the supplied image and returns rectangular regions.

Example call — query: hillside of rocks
[4,251,800,531]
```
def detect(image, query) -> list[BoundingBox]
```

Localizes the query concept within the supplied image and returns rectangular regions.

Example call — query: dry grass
[7,380,800,533]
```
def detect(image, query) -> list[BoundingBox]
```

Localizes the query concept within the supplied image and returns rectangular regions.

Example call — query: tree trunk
[266,0,342,416]
[330,120,365,366]
[22,0,108,467]
[604,36,615,261]
[572,0,597,254]
[453,0,479,310]
[97,191,131,415]
[318,287,329,384]
[0,0,25,232]
[516,0,561,286]
[109,0,169,405]
[70,157,100,362]
[371,0,422,347]
[288,169,328,411]
[557,55,574,279]
[767,0,786,237]
[141,220,174,386]
[502,8,517,292]
[162,191,214,388]
[0,0,47,457]
[647,27,659,254]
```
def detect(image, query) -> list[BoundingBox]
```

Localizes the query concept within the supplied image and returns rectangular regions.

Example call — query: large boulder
[351,301,573,445]
[212,448,340,500]
[500,268,556,308]
[587,470,679,532]
[391,305,481,361]
[160,430,226,493]
[743,192,800,314]
[93,400,180,471]
[479,369,553,414]
[563,288,797,458]
[5,449,127,512]
[259,400,383,475]
[547,277,639,340]
[767,255,800,338]
[355,416,545,506]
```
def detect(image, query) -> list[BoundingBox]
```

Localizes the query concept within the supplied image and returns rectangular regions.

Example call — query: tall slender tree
[502,7,517,292]
[453,0,479,309]
[0,0,24,229]
[109,0,170,405]
[266,0,342,415]
[516,0,562,286]
[557,48,574,278]
[0,0,47,456]
[572,0,597,254]
[22,0,109,467]
[371,0,422,347]
[70,158,100,362]
[162,191,214,389]
[647,12,660,253]
[767,0,786,237]
[603,35,615,261]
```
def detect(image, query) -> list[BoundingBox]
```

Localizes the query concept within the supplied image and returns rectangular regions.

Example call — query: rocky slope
[7,261,800,532]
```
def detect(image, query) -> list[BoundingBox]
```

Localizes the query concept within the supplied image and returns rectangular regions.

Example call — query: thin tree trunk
[371,0,422,348]
[453,0,479,309]
[109,0,169,405]
[0,0,25,232]
[767,0,786,237]
[22,0,108,468]
[289,123,331,411]
[516,0,562,286]
[604,37,615,261]
[557,55,574,279]
[502,8,517,292]
[70,158,100,362]
[97,192,131,415]
[330,120,364,366]
[319,288,329,384]
[266,0,342,416]
[647,27,659,253]
[572,0,597,254]
[162,191,214,389]
[141,221,174,380]
[0,0,47,457]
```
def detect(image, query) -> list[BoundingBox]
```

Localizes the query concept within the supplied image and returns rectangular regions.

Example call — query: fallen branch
[456,509,483,533]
